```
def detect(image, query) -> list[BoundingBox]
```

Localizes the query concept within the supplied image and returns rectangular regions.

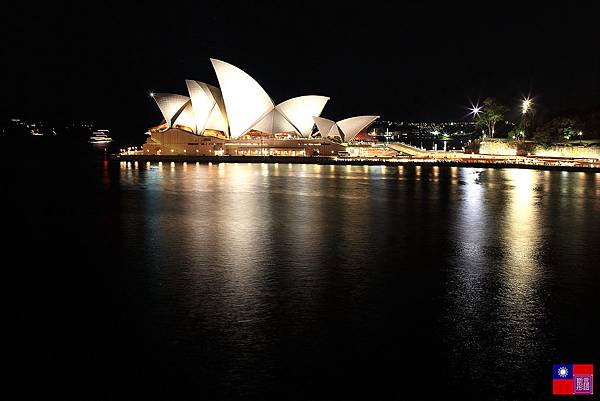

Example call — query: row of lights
[144,148,217,154]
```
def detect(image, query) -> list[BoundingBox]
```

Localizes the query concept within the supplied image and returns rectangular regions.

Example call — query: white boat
[89,130,113,143]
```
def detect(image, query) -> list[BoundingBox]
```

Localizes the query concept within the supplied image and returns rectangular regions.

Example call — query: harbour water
[7,145,600,399]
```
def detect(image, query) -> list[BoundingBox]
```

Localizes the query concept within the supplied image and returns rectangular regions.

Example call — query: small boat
[89,130,113,144]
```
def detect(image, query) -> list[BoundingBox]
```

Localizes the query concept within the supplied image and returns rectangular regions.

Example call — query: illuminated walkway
[387,143,429,156]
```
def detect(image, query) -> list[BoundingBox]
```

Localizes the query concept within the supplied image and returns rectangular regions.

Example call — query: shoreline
[112,154,600,173]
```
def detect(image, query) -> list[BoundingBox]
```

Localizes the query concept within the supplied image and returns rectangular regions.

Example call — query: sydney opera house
[143,59,379,157]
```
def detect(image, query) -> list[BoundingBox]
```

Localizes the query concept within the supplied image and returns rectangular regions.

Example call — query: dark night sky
[3,1,599,138]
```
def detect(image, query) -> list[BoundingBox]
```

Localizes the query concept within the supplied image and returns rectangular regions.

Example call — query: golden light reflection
[221,164,266,257]
[541,170,551,192]
[196,164,269,324]
[447,167,487,342]
[499,169,544,347]
[578,171,585,183]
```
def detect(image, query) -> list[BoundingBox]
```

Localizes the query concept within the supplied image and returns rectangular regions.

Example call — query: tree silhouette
[475,98,509,138]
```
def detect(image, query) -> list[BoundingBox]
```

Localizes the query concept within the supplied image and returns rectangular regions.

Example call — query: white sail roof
[313,115,379,142]
[172,101,196,132]
[276,96,329,137]
[185,80,215,134]
[328,124,343,140]
[152,93,190,128]
[210,58,274,138]
[313,116,337,139]
[252,109,298,134]
[199,83,229,134]
[150,59,376,141]
[337,116,379,142]
[184,80,230,135]
[204,102,229,133]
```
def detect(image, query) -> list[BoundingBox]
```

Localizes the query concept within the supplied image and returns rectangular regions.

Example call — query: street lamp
[520,97,534,139]
[469,104,482,118]
[522,98,532,114]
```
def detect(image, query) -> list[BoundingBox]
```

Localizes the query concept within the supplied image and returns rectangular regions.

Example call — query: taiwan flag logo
[553,364,594,395]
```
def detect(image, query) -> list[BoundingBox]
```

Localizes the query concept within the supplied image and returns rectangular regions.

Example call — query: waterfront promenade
[113,152,600,173]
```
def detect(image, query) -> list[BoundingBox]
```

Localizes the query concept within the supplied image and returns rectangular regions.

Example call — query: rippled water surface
[10,155,600,400]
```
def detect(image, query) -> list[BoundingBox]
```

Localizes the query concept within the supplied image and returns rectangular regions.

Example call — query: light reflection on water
[114,163,600,398]
[497,170,549,387]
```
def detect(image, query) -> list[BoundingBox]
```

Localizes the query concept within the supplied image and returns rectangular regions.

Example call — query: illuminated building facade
[143,59,378,156]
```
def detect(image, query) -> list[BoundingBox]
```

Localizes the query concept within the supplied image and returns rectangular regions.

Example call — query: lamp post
[469,105,481,119]
[468,103,483,139]
[522,98,531,115]
[520,98,534,139]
